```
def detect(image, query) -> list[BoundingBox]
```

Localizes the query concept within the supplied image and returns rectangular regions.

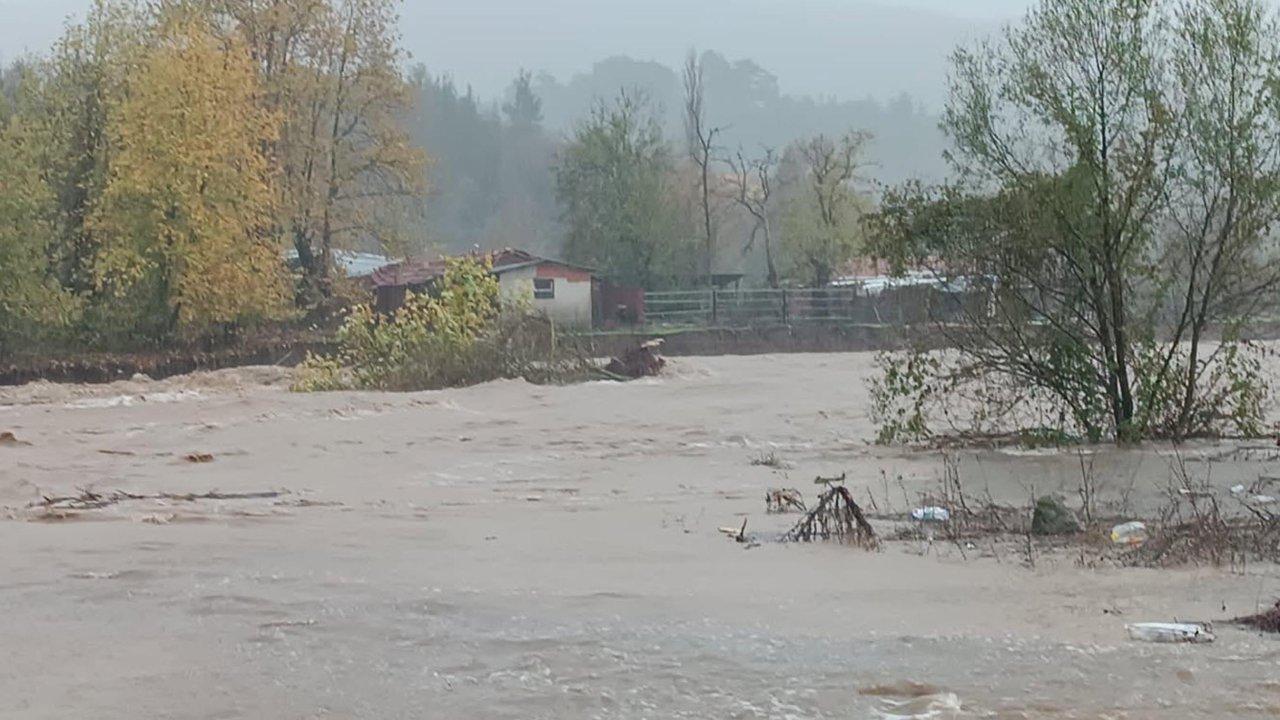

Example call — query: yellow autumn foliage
[91,11,289,336]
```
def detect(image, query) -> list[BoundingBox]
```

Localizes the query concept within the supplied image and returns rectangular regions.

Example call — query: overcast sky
[0,0,1032,105]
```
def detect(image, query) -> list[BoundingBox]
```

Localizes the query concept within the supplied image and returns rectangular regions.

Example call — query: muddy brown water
[2,354,1279,718]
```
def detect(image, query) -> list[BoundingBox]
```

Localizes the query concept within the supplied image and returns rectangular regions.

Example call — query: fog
[0,0,1037,257]
[4,1,1026,105]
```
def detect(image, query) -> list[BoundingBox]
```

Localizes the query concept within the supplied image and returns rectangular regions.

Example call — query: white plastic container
[1110,521,1148,546]
[1126,622,1215,644]
[911,506,951,522]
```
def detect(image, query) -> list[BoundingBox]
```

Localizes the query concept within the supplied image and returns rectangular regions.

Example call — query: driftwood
[718,517,749,542]
[784,474,878,548]
[31,488,284,510]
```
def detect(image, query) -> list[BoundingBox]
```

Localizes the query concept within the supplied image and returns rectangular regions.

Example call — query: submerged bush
[870,340,1272,445]
[293,257,595,392]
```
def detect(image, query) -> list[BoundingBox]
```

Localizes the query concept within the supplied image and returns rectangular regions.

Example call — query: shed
[371,249,601,329]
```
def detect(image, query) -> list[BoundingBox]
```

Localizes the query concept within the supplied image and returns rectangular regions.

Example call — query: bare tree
[787,131,871,287]
[683,49,723,283]
[726,146,780,287]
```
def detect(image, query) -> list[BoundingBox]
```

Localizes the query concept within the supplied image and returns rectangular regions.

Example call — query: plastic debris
[1126,622,1215,643]
[910,507,951,522]
[1110,521,1148,546]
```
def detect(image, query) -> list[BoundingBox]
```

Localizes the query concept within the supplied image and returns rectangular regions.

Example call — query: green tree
[871,0,1280,442]
[555,91,694,287]
[780,131,871,287]
[502,68,543,130]
[0,116,78,349]
[34,0,144,296]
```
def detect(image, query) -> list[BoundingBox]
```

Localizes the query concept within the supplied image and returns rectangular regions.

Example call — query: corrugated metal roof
[283,249,396,278]
[336,251,396,278]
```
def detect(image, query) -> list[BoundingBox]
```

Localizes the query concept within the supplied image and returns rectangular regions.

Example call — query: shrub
[293,256,595,392]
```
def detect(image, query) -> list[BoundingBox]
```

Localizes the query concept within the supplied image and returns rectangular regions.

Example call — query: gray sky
[0,0,1031,105]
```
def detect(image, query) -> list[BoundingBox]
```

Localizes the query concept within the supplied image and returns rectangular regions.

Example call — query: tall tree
[555,91,693,287]
[1160,0,1280,436]
[502,68,543,131]
[947,0,1167,437]
[91,11,288,338]
[35,0,144,296]
[872,0,1280,442]
[0,114,77,348]
[683,50,723,281]
[781,131,870,287]
[213,0,425,300]
[725,147,780,287]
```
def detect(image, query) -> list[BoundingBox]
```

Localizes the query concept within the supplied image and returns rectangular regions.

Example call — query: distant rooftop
[372,248,594,288]
[284,249,396,279]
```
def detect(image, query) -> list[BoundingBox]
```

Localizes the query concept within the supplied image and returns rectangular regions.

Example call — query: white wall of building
[498,265,593,329]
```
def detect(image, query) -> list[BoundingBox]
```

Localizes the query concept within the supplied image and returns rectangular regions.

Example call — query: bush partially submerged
[293,257,595,392]
[870,341,1272,446]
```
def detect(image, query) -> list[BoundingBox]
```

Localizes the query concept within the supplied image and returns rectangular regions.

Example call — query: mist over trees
[406,68,559,256]
[531,52,950,184]
[406,49,937,285]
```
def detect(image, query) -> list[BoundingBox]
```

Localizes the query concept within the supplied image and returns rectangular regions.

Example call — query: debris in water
[1126,622,1215,643]
[603,338,666,379]
[31,488,285,512]
[1234,601,1280,633]
[765,488,806,514]
[910,506,951,523]
[184,452,215,463]
[752,451,789,469]
[0,431,31,446]
[719,517,748,542]
[1110,521,1148,546]
[1031,495,1081,535]
[784,474,878,548]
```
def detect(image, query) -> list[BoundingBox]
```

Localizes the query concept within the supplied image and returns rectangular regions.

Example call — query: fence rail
[642,286,974,327]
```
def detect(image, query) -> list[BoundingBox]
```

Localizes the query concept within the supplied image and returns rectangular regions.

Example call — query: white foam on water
[875,692,964,720]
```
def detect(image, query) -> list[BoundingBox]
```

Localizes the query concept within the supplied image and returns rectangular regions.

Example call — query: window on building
[533,278,555,300]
